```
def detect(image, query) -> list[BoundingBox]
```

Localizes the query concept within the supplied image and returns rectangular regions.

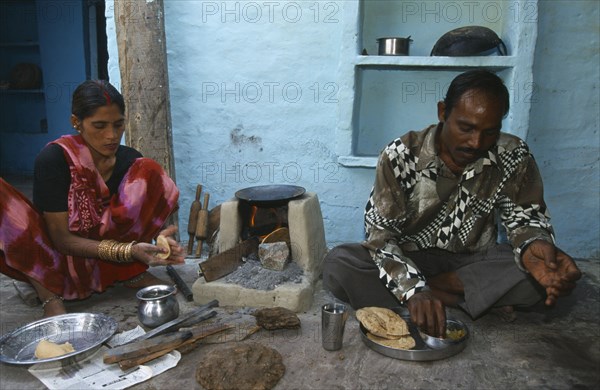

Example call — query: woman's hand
[131,225,185,267]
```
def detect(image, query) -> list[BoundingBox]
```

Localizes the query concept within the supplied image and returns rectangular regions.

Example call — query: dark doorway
[86,0,108,80]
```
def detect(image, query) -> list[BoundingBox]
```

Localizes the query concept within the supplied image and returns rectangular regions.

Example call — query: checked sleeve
[364,142,427,303]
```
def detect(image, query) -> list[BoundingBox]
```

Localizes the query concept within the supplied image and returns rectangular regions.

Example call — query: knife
[128,299,219,343]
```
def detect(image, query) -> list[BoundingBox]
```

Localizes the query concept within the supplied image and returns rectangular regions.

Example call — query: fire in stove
[240,203,289,241]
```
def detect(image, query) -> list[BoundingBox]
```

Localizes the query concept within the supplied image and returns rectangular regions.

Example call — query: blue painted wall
[528,1,600,258]
[0,0,87,175]
[106,1,599,258]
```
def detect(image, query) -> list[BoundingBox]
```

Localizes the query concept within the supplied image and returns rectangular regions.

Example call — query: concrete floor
[1,175,599,389]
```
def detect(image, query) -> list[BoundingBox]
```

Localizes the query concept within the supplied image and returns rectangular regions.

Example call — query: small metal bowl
[136,285,179,328]
[419,319,469,350]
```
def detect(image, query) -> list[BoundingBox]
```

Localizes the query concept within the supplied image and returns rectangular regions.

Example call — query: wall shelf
[356,55,516,70]
[0,89,44,94]
[0,42,39,47]
[0,0,47,136]
[335,0,538,161]
[337,155,378,168]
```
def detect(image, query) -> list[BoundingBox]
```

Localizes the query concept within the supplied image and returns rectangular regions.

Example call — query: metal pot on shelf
[377,36,412,56]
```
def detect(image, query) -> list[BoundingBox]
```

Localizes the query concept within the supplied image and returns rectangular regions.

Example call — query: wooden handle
[117,323,231,370]
[187,185,202,235]
[194,193,210,257]
[202,193,210,210]
[195,210,209,239]
[103,331,192,364]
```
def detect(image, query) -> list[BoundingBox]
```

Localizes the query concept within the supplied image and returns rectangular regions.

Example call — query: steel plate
[0,313,117,365]
[235,185,305,205]
[359,307,469,361]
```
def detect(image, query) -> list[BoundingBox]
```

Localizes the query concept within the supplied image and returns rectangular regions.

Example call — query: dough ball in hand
[156,235,171,259]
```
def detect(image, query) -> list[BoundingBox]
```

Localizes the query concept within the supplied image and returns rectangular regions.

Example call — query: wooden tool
[194,192,210,257]
[199,237,259,282]
[117,323,232,370]
[103,331,192,364]
[187,185,202,255]
[166,265,194,301]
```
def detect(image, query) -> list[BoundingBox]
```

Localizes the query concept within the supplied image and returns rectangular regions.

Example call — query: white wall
[106,0,599,258]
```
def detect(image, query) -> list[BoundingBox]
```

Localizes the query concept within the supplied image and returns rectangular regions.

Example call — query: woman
[0,80,184,317]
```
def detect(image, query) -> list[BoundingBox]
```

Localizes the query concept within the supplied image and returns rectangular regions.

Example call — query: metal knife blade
[129,299,219,343]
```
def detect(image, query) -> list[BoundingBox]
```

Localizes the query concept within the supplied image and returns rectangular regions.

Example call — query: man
[323,70,581,337]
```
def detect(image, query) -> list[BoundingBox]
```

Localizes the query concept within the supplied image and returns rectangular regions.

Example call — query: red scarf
[0,135,179,299]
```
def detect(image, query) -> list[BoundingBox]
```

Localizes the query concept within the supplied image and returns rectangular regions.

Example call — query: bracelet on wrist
[98,240,137,263]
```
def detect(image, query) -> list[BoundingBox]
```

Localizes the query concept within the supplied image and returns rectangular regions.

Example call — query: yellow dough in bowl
[34,339,75,359]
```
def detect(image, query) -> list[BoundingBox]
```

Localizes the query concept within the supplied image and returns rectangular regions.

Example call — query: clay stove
[192,190,327,312]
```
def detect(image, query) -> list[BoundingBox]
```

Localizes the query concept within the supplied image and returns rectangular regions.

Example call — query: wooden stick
[194,193,210,257]
[187,185,202,255]
[117,323,232,370]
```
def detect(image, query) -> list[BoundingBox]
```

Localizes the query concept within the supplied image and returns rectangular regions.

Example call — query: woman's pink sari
[0,135,179,299]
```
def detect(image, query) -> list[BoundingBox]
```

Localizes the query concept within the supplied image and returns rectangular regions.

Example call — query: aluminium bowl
[0,313,117,365]
[419,319,469,350]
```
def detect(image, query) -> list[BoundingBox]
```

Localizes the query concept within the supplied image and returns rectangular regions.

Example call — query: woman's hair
[443,70,510,120]
[71,80,125,120]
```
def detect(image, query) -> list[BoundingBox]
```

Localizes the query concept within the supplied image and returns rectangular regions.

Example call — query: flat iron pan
[235,185,305,205]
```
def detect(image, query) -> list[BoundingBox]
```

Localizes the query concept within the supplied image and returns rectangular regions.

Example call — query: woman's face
[71,103,125,159]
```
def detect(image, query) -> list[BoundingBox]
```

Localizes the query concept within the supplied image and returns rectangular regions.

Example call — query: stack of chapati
[356,307,415,349]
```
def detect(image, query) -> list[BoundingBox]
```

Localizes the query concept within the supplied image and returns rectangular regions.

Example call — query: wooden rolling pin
[194,193,210,257]
[187,185,202,255]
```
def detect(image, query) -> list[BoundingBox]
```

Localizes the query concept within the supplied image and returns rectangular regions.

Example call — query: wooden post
[114,0,178,228]
[114,0,175,179]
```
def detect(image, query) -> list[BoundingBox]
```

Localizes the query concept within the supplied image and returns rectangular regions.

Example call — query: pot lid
[235,185,305,205]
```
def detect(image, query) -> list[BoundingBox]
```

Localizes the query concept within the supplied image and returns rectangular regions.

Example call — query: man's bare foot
[490,305,517,322]
[123,272,170,288]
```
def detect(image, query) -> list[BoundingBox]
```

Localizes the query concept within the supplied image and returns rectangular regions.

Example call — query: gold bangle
[98,240,117,261]
[98,240,137,263]
[126,241,137,262]
[119,242,126,262]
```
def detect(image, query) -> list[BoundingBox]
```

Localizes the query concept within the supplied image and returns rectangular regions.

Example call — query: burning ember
[240,202,289,241]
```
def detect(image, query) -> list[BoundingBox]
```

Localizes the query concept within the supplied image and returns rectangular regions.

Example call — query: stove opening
[239,201,289,241]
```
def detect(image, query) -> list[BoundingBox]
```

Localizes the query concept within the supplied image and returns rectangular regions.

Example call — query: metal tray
[0,313,117,365]
[359,307,469,361]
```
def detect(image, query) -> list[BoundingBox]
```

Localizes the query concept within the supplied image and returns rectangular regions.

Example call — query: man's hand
[521,240,582,306]
[406,291,446,338]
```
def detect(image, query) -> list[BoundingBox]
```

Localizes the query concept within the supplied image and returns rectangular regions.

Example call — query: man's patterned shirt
[364,124,554,303]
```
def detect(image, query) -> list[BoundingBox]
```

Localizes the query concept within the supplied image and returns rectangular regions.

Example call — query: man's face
[437,89,505,172]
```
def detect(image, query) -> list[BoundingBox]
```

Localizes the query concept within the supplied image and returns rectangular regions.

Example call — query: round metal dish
[359,307,469,361]
[235,185,305,205]
[0,313,117,365]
